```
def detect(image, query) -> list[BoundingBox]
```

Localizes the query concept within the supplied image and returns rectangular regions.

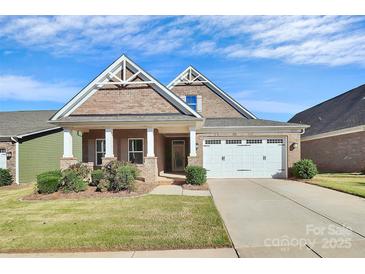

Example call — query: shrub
[60,170,87,193]
[123,162,140,179]
[292,159,318,179]
[36,170,62,194]
[0,168,13,186]
[96,178,110,192]
[185,165,207,185]
[91,169,104,186]
[108,165,135,192]
[67,163,90,182]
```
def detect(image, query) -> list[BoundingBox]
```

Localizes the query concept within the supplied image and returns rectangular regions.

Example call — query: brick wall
[72,86,180,115]
[171,83,243,118]
[301,131,365,172]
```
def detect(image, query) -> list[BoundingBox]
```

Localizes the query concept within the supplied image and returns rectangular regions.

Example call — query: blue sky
[1,15,365,121]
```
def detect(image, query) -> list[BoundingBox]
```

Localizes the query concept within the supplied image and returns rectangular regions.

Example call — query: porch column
[189,127,196,157]
[147,128,155,157]
[105,128,114,158]
[63,128,73,158]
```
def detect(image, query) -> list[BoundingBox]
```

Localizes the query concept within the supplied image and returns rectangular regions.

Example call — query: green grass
[307,173,365,198]
[0,184,230,253]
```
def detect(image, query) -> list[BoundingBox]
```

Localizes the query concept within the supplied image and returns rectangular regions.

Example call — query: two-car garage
[203,138,287,179]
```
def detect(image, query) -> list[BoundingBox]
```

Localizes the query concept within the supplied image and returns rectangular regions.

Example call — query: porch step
[157,172,186,185]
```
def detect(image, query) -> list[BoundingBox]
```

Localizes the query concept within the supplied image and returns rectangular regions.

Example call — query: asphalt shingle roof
[0,110,57,138]
[288,84,365,137]
[204,118,306,128]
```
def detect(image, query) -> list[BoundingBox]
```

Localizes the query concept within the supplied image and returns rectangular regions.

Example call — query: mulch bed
[22,180,157,201]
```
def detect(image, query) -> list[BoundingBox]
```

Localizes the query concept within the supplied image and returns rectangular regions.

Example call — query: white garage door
[203,138,287,178]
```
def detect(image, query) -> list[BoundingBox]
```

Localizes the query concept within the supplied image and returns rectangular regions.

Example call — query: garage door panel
[203,138,286,179]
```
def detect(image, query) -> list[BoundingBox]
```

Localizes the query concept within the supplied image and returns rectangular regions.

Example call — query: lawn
[307,173,365,198]
[0,184,231,253]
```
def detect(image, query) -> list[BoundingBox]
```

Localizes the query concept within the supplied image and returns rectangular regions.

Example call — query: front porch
[60,126,198,183]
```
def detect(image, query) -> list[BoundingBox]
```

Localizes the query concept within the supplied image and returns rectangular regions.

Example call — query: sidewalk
[0,248,237,258]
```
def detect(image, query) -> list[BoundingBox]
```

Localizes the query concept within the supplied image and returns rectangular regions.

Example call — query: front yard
[306,173,365,198]
[0,184,230,253]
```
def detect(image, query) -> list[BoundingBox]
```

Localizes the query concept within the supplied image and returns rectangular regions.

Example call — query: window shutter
[180,95,186,102]
[197,95,203,113]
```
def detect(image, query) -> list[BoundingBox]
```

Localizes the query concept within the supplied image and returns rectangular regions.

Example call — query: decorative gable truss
[167,66,257,119]
[50,55,202,121]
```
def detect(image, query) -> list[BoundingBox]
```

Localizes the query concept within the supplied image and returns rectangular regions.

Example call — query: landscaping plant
[292,159,318,179]
[60,169,87,193]
[36,170,62,194]
[109,165,136,192]
[0,168,13,186]
[185,165,207,185]
[91,169,104,186]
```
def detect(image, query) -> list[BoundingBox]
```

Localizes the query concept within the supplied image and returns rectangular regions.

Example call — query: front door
[0,149,6,169]
[172,140,185,172]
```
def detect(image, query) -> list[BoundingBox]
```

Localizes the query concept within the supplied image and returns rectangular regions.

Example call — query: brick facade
[301,131,365,172]
[0,141,16,183]
[171,83,243,118]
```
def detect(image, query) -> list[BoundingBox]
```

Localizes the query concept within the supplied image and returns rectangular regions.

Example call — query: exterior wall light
[6,151,12,159]
[290,142,298,151]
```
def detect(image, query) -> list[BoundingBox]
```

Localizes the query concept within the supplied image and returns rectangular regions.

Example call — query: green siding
[19,131,82,183]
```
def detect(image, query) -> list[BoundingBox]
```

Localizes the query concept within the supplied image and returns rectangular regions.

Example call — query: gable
[168,66,256,119]
[51,55,201,121]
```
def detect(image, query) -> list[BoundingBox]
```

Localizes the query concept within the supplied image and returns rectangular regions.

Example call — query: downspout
[10,137,19,184]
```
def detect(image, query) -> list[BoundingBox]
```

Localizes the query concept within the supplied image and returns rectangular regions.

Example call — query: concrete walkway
[208,179,365,258]
[150,185,211,196]
[0,248,237,258]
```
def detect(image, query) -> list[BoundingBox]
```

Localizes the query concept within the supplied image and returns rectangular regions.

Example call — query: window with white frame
[95,139,105,166]
[128,139,144,164]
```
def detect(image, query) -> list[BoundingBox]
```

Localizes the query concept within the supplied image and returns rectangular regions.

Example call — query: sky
[0,15,365,121]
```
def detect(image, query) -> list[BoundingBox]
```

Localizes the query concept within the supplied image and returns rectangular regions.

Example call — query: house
[0,110,82,183]
[289,84,365,172]
[48,54,307,183]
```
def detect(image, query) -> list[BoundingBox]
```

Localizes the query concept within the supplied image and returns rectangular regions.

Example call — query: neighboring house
[48,54,307,182]
[289,84,365,172]
[0,110,82,183]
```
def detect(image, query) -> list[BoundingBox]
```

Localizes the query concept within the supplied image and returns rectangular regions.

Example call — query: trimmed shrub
[108,165,135,192]
[60,170,87,193]
[185,165,207,185]
[0,168,13,186]
[91,169,104,186]
[292,159,318,179]
[123,162,140,179]
[36,170,62,194]
[96,178,110,192]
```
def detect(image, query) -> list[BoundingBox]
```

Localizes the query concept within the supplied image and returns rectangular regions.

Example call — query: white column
[189,127,196,157]
[63,129,73,158]
[147,128,155,157]
[105,128,114,158]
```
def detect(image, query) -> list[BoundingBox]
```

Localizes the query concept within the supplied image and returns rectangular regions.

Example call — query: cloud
[1,16,365,66]
[0,75,79,102]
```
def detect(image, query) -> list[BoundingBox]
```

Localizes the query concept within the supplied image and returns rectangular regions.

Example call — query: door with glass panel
[172,140,185,172]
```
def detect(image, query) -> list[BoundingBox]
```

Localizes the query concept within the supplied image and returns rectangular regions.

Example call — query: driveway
[208,179,365,258]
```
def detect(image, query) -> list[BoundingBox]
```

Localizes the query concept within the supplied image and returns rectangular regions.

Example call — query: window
[246,139,262,144]
[128,139,144,164]
[226,140,242,144]
[0,149,5,153]
[186,95,197,111]
[267,139,284,144]
[205,140,221,145]
[95,139,105,166]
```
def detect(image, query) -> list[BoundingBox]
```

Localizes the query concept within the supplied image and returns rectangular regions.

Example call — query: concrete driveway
[208,179,365,258]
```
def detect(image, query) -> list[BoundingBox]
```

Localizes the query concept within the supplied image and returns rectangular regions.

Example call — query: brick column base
[101,157,117,166]
[141,157,158,183]
[187,156,200,166]
[60,157,79,170]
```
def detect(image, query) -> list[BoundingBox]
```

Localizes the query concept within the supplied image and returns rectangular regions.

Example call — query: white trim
[171,139,186,172]
[301,125,365,142]
[146,128,155,157]
[63,129,73,158]
[95,138,105,166]
[15,127,61,139]
[51,55,202,121]
[189,127,196,157]
[15,142,19,184]
[128,138,144,164]
[167,66,257,119]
